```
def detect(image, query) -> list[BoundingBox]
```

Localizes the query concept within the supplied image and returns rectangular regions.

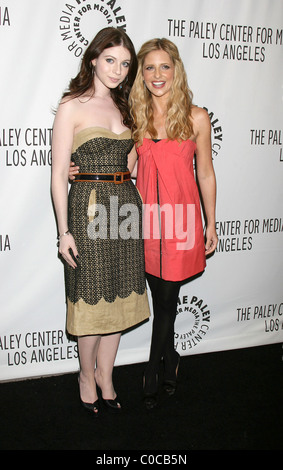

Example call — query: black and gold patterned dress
[65,127,150,336]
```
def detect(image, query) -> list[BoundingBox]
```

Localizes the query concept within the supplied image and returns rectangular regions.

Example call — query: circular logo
[203,106,223,159]
[59,1,127,57]
[175,293,211,352]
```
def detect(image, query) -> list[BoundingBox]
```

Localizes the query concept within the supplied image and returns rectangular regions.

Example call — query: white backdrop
[0,0,282,381]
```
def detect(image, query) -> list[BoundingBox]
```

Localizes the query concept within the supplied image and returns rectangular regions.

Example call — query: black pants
[145,272,181,392]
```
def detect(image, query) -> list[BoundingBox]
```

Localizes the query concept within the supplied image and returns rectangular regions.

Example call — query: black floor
[0,343,282,451]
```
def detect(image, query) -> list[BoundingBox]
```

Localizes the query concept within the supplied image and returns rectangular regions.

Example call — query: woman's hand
[58,232,79,269]
[69,161,80,181]
[205,225,218,255]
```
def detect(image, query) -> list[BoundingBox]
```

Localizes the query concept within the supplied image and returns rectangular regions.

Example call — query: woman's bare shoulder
[191,105,211,132]
[58,95,81,111]
[191,105,210,121]
[55,96,86,128]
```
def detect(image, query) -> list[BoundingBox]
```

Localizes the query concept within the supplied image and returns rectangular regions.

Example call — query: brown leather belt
[74,171,131,184]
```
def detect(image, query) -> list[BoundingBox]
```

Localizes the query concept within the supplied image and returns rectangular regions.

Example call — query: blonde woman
[129,38,217,409]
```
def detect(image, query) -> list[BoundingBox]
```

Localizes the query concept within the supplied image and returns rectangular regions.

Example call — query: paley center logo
[59,0,127,57]
[175,292,211,351]
[203,106,223,159]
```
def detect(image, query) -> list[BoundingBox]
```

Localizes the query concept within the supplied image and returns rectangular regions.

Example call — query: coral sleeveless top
[136,138,206,282]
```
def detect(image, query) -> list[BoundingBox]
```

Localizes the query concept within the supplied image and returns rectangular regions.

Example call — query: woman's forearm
[51,172,69,236]
[198,172,217,228]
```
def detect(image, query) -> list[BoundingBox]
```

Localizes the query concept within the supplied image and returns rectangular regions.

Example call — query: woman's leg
[78,335,101,404]
[95,332,121,401]
[144,273,181,393]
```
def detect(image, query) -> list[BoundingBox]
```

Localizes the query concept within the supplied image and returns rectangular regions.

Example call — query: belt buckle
[114,172,124,184]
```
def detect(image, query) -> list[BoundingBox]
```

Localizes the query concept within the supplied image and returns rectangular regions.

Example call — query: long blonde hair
[129,38,193,145]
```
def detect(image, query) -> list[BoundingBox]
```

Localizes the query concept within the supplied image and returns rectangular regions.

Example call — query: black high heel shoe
[163,352,180,396]
[80,399,100,416]
[96,384,122,413]
[101,396,122,413]
[143,375,158,410]
[78,374,100,417]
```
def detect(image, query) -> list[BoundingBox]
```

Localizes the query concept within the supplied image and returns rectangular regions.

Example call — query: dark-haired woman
[51,27,150,416]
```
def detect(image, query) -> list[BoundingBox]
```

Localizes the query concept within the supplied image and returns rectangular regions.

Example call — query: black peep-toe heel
[80,399,100,417]
[143,375,158,410]
[96,384,122,413]
[78,374,100,417]
[101,396,122,413]
[163,352,180,396]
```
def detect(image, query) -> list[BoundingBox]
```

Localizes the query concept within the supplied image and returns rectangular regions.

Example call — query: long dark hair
[63,27,137,128]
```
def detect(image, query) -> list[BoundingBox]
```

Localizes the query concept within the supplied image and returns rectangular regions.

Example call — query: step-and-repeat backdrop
[0,0,282,381]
